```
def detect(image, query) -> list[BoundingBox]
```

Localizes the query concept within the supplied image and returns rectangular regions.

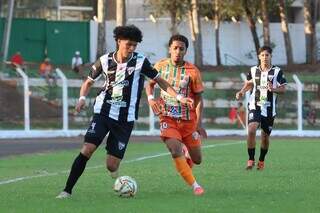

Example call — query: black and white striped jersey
[88,52,159,122]
[246,65,287,117]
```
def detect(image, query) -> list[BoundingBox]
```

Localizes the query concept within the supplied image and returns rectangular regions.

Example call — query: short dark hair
[258,45,272,55]
[113,25,143,42]
[169,34,189,49]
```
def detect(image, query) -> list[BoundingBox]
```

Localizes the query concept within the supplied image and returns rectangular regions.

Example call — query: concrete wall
[100,20,320,65]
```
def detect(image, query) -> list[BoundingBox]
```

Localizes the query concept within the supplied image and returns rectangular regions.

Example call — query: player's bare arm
[146,79,161,115]
[194,92,207,138]
[154,76,194,107]
[236,80,253,100]
[267,82,286,94]
[76,78,94,113]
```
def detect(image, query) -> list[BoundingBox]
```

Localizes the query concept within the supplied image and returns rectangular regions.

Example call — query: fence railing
[0,67,320,138]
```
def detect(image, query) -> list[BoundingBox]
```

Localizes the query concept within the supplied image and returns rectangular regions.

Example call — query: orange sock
[174,156,195,186]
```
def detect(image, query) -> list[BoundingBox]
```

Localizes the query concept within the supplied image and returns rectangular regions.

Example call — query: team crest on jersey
[127,67,135,75]
[169,106,179,116]
[87,122,96,134]
[118,141,126,150]
[268,75,274,81]
[180,75,190,88]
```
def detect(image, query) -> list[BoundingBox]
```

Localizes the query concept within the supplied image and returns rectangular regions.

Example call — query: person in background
[71,51,85,78]
[10,51,26,70]
[39,58,56,86]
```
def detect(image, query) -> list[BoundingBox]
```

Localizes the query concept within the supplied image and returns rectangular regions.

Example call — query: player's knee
[106,163,119,172]
[81,143,97,158]
[248,128,256,136]
[192,156,202,165]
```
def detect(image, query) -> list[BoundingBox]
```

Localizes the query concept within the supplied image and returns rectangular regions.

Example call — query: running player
[56,25,193,199]
[146,34,207,195]
[236,46,287,170]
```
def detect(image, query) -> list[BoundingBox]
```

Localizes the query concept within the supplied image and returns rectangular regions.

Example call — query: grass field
[0,138,319,213]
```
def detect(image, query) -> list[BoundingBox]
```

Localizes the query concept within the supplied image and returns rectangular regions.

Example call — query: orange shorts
[159,116,201,148]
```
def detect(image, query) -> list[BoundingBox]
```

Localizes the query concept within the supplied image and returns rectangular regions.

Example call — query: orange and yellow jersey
[154,59,204,120]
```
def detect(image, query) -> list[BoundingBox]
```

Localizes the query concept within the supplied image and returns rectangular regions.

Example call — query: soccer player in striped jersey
[146,34,207,195]
[236,46,287,170]
[56,25,193,199]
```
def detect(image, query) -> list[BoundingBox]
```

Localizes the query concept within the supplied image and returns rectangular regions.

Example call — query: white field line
[0,141,244,186]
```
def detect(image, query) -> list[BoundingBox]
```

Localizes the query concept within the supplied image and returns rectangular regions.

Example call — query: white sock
[109,170,119,179]
[192,181,200,189]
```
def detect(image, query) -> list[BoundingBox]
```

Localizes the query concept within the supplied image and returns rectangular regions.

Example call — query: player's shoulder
[272,65,282,72]
[184,61,201,74]
[154,58,170,69]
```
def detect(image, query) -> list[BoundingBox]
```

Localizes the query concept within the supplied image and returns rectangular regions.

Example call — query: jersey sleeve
[276,70,287,86]
[141,58,159,79]
[88,59,103,81]
[191,66,204,94]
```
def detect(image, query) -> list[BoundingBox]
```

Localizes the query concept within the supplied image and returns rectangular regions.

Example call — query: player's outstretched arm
[154,76,194,107]
[146,80,161,115]
[75,78,94,113]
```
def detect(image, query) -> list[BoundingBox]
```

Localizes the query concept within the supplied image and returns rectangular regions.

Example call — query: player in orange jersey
[146,34,207,196]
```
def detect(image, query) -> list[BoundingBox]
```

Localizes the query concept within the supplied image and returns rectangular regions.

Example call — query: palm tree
[242,0,260,60]
[278,0,294,65]
[261,0,270,46]
[116,0,126,26]
[213,0,221,65]
[303,0,317,64]
[96,0,106,58]
[188,0,203,67]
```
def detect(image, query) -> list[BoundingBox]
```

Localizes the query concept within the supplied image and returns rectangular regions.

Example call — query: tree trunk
[188,0,203,67]
[278,0,294,65]
[261,0,270,46]
[97,0,106,58]
[303,0,316,64]
[116,0,126,26]
[169,10,178,36]
[242,0,260,61]
[214,0,221,65]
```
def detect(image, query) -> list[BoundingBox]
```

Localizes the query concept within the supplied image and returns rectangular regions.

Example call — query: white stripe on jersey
[93,55,110,114]
[127,54,145,121]
[109,63,127,120]
[271,67,281,117]
[248,66,257,110]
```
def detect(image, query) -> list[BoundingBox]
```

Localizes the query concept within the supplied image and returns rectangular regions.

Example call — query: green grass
[0,139,320,212]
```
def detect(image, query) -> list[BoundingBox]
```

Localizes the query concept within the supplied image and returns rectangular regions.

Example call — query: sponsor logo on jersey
[118,141,126,150]
[106,99,127,107]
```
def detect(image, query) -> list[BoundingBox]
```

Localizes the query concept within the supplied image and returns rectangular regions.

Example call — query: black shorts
[248,109,275,135]
[84,114,134,159]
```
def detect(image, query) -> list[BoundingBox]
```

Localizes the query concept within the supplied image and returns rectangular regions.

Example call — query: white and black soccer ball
[113,176,137,198]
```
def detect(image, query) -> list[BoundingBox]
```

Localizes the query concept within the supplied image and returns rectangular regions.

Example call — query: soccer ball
[113,176,137,198]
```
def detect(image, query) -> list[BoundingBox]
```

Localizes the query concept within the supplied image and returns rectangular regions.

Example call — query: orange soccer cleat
[193,186,205,196]
[246,160,255,170]
[257,161,265,170]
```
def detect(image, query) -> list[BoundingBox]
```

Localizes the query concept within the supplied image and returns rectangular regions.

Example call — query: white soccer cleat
[56,191,71,199]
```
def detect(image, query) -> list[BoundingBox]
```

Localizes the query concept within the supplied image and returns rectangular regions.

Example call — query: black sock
[259,148,268,161]
[64,153,89,194]
[248,148,255,161]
